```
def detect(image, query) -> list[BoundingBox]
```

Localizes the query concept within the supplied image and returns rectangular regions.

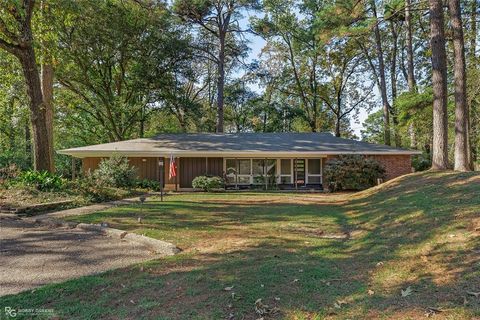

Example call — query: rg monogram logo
[4,307,17,317]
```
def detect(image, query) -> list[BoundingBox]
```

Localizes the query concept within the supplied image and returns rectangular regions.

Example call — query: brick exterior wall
[369,155,413,180]
[325,154,413,181]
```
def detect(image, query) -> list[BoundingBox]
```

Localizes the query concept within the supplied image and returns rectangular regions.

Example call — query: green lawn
[1,171,479,319]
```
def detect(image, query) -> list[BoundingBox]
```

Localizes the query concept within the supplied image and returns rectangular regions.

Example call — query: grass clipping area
[1,171,479,319]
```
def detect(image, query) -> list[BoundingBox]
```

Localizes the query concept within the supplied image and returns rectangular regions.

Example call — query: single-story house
[58,133,421,190]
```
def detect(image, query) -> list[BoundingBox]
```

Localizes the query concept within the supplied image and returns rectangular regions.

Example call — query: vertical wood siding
[128,158,158,181]
[82,158,102,174]
[179,157,224,188]
[206,157,223,176]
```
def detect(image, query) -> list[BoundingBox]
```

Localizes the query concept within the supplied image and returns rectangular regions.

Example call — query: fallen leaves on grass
[224,286,234,291]
[333,299,348,309]
[231,292,241,301]
[254,298,279,317]
[320,278,341,286]
[368,289,375,295]
[425,306,443,317]
[401,286,412,297]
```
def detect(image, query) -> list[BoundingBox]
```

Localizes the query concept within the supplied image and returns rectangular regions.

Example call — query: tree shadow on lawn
[2,172,478,319]
[69,201,352,242]
[2,234,477,319]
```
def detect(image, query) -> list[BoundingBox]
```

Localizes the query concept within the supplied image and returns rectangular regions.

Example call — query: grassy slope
[1,171,479,319]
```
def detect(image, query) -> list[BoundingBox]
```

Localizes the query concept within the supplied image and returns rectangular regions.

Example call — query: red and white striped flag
[169,154,177,180]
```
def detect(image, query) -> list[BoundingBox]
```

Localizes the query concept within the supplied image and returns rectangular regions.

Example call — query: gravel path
[0,216,160,296]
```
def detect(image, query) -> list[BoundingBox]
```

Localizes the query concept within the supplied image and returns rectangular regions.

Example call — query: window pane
[280,159,291,174]
[226,159,236,175]
[238,159,251,175]
[308,159,321,174]
[252,159,264,175]
[308,176,321,183]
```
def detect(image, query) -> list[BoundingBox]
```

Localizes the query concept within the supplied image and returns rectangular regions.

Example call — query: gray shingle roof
[58,133,421,157]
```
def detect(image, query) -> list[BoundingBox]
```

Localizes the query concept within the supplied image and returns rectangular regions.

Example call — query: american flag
[169,154,177,180]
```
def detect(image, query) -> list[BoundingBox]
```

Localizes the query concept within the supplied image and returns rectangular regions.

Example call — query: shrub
[324,155,385,192]
[135,179,161,191]
[93,156,136,188]
[17,170,66,191]
[412,153,431,172]
[192,175,224,191]
[69,176,128,203]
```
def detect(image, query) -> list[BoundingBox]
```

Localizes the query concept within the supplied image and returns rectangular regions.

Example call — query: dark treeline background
[0,0,478,175]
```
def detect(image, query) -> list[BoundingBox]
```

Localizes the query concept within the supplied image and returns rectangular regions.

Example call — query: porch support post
[294,158,298,190]
[264,158,267,191]
[235,158,238,190]
[175,157,179,191]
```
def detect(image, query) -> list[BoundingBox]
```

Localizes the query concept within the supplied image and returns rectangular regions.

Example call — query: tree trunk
[7,98,16,149]
[389,22,401,147]
[335,118,341,137]
[409,124,417,148]
[41,63,55,172]
[0,0,54,172]
[448,0,470,171]
[25,118,31,166]
[19,47,53,172]
[468,0,477,167]
[469,0,477,62]
[139,105,145,137]
[405,0,416,92]
[372,0,391,146]
[405,0,418,149]
[216,32,225,133]
[429,0,449,170]
[40,0,54,172]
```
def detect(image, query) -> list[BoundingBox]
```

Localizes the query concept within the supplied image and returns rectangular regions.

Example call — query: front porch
[222,158,325,191]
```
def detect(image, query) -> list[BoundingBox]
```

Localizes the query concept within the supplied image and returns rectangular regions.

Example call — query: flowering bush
[192,176,224,191]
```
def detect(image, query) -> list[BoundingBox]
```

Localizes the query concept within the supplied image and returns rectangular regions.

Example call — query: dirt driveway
[0,216,160,296]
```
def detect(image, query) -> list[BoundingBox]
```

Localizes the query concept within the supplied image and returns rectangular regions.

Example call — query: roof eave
[57,149,422,158]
